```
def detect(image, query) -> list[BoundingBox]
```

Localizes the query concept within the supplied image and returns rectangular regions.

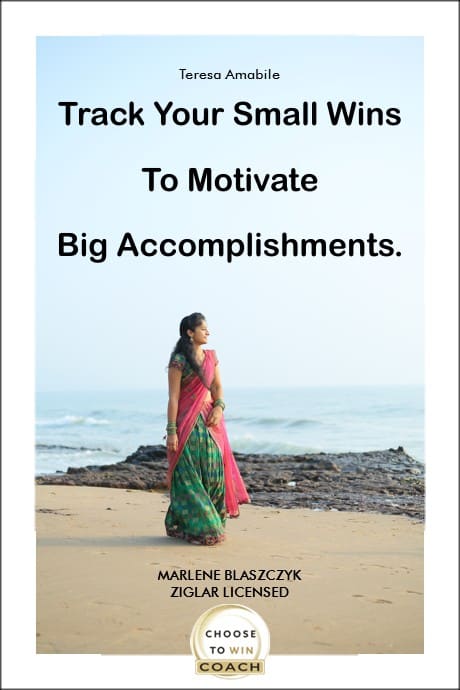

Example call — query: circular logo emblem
[190,604,270,678]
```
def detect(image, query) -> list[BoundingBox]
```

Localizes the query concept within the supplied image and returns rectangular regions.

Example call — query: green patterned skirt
[165,413,226,545]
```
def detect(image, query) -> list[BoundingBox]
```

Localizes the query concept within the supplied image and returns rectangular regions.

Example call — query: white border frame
[2,2,458,688]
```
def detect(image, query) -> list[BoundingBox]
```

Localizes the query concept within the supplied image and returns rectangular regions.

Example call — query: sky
[36,35,423,390]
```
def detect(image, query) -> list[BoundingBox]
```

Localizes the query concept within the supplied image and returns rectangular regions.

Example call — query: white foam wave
[231,435,319,455]
[36,415,110,427]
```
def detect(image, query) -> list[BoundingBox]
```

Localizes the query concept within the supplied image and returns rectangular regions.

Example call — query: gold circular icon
[190,604,270,678]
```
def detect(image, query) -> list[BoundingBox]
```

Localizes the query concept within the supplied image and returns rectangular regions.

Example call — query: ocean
[35,385,424,476]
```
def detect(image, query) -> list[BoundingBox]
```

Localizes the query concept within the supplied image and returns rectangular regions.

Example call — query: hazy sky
[36,35,423,390]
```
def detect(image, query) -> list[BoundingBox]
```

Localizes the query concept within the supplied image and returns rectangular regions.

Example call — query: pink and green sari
[165,349,250,545]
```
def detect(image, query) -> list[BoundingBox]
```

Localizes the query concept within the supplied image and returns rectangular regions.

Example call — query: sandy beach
[36,485,423,655]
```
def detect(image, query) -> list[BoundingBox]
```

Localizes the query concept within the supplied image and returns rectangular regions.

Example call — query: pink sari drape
[167,350,250,517]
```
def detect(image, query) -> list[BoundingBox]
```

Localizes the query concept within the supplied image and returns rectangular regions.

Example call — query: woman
[165,312,250,545]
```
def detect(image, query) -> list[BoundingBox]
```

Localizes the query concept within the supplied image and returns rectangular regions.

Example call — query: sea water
[35,385,424,475]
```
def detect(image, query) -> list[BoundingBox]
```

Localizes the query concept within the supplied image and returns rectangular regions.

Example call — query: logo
[190,604,270,678]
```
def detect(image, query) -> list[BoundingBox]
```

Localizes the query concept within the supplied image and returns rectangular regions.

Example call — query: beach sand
[36,485,423,655]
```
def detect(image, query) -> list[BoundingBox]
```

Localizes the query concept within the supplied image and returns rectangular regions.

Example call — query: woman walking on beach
[165,313,250,545]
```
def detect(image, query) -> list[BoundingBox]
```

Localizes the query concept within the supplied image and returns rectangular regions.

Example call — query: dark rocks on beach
[36,444,425,521]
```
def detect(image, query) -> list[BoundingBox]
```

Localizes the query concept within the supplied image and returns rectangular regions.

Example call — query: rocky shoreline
[35,445,425,521]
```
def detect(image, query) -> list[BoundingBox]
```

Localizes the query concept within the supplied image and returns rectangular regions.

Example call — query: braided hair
[169,312,208,385]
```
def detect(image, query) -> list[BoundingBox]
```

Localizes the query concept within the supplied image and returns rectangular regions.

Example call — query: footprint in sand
[371,598,393,604]
[313,641,333,647]
[36,508,75,516]
[92,600,135,610]
[406,590,423,595]
[352,594,365,598]
[366,563,391,569]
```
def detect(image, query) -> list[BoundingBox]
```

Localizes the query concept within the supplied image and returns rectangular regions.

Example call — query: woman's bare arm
[166,366,182,452]
[210,364,224,401]
[207,364,224,427]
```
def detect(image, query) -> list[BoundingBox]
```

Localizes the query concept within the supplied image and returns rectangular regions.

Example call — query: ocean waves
[230,435,320,455]
[35,443,121,475]
[36,443,118,453]
[226,414,321,429]
[36,414,111,427]
[35,385,424,475]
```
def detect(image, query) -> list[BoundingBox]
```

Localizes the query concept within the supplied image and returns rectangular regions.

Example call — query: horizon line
[36,382,424,394]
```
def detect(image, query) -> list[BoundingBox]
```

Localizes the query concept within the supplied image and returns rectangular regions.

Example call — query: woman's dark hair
[169,312,207,384]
